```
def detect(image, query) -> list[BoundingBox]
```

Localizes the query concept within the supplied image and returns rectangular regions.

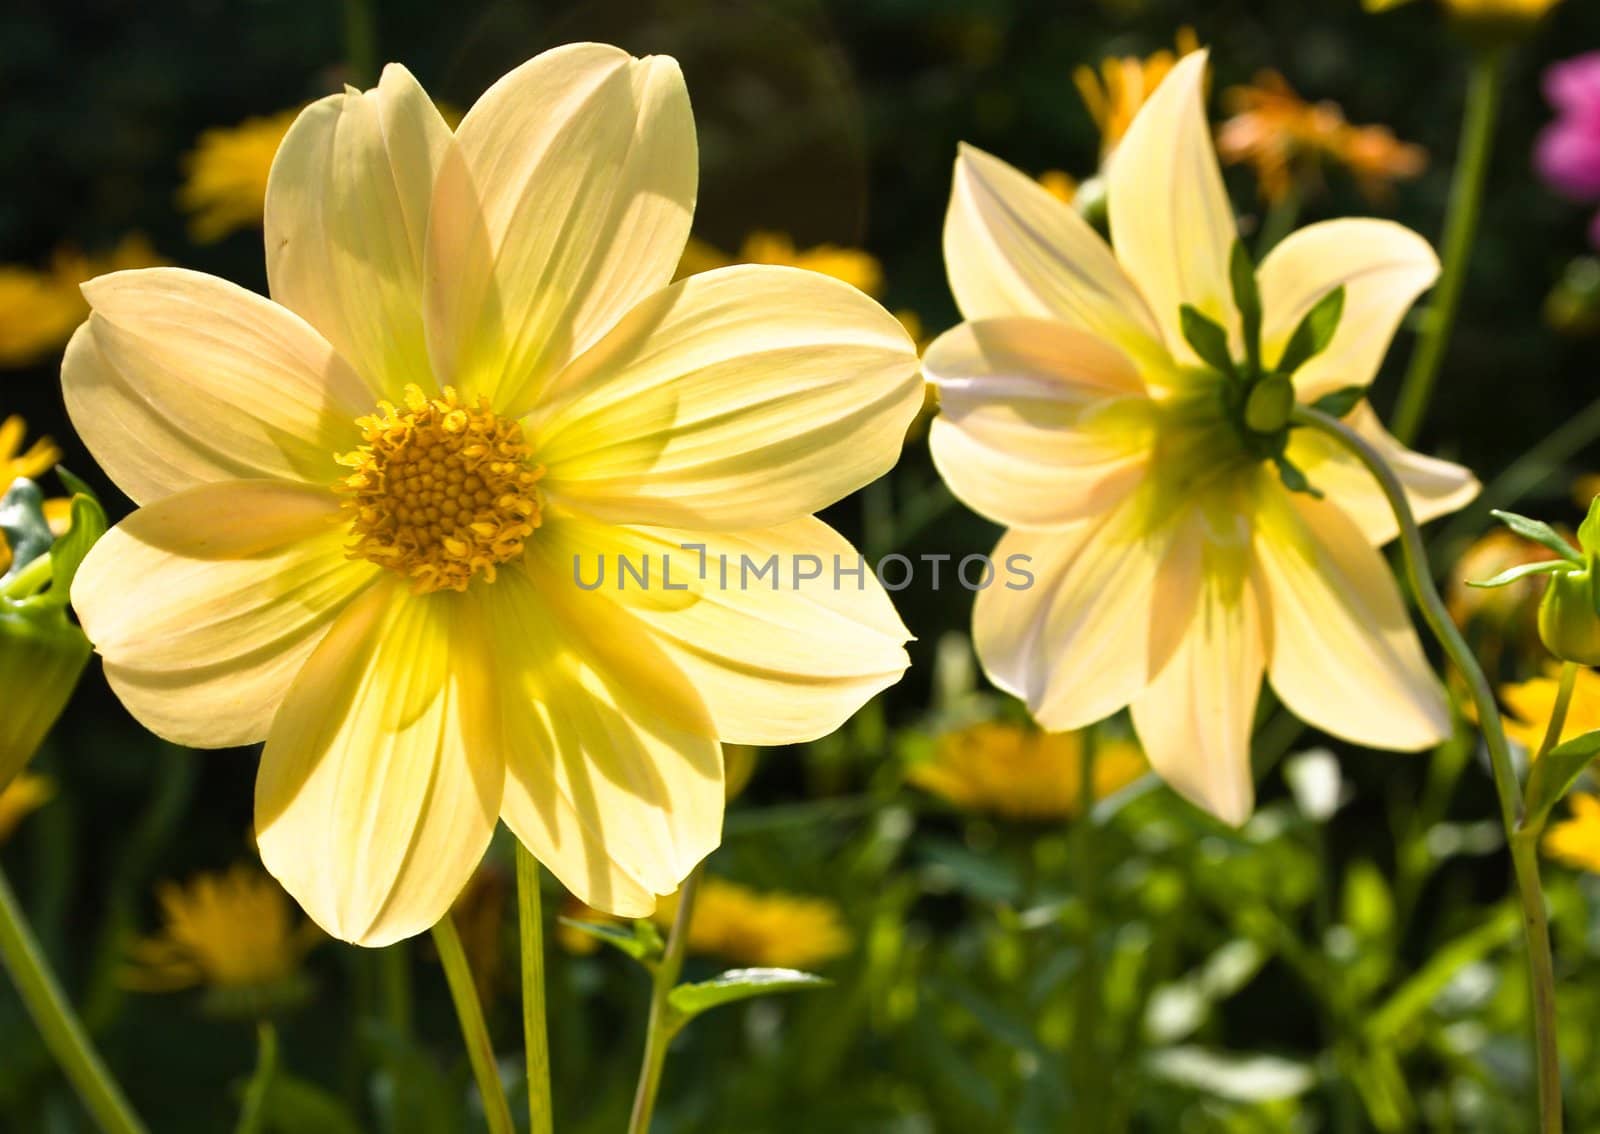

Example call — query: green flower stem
[1254,185,1302,259]
[0,860,146,1134]
[627,863,703,1134]
[431,914,515,1134]
[516,844,554,1134]
[1069,731,1101,1125]
[1389,48,1505,446]
[1293,405,1560,1133]
[234,1021,278,1134]
[378,941,411,1038]
[1535,662,1580,765]
[342,0,378,87]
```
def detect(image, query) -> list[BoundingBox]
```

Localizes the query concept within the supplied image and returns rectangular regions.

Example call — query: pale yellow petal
[944,143,1169,372]
[1254,486,1450,751]
[485,559,722,917]
[1107,50,1239,363]
[426,44,696,414]
[972,497,1169,731]
[1286,403,1479,544]
[68,269,368,503]
[264,65,452,399]
[541,514,909,745]
[71,480,377,748]
[1130,548,1263,827]
[255,581,501,947]
[1258,218,1439,399]
[532,265,921,530]
[924,317,1155,529]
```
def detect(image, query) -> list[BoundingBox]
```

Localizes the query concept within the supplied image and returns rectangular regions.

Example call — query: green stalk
[627,864,703,1134]
[0,861,146,1134]
[1293,405,1560,1132]
[378,941,411,1039]
[234,1021,278,1134]
[431,915,515,1134]
[516,844,554,1134]
[1254,185,1303,259]
[341,0,378,87]
[1069,731,1101,1125]
[1389,49,1505,445]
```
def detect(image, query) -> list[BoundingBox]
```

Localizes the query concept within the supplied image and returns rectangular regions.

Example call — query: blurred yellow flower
[0,237,163,367]
[932,51,1474,824]
[909,721,1147,821]
[657,877,852,968]
[0,773,54,843]
[1440,0,1562,21]
[0,415,70,575]
[1573,473,1600,510]
[1501,666,1600,751]
[1036,170,1078,205]
[1217,71,1425,205]
[178,109,302,244]
[1543,792,1600,872]
[679,230,885,297]
[123,865,318,994]
[1448,527,1559,645]
[68,47,919,946]
[1074,27,1199,157]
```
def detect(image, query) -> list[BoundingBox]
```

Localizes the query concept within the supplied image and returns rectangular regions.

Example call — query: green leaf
[1366,905,1519,1041]
[1276,285,1347,375]
[45,490,107,607]
[1579,493,1600,555]
[1489,510,1582,563]
[261,1075,367,1134]
[555,917,664,966]
[667,967,830,1026]
[1467,560,1569,589]
[0,479,52,584]
[1523,728,1600,829]
[1309,384,1366,420]
[1272,455,1323,500]
[1229,241,1262,369]
[1179,305,1234,376]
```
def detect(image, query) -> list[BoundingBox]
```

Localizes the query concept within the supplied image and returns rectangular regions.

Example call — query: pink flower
[1536,52,1600,245]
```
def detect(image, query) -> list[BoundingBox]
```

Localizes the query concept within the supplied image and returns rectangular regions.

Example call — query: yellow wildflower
[179,109,302,243]
[932,51,1476,824]
[1501,666,1600,751]
[1037,170,1078,205]
[0,415,71,575]
[1217,71,1425,205]
[66,47,920,946]
[678,230,884,297]
[656,877,852,968]
[123,866,318,995]
[908,721,1146,821]
[1073,27,1200,157]
[0,773,54,843]
[1543,792,1600,872]
[0,236,163,367]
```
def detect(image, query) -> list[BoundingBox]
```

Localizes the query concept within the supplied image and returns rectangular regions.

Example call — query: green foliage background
[3,0,1600,1131]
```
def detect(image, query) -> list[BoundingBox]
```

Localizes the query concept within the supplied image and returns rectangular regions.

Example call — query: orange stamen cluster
[336,385,543,594]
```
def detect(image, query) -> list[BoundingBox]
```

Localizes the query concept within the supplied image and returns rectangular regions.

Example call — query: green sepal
[1309,385,1366,421]
[44,484,107,608]
[1578,494,1600,556]
[0,479,52,585]
[1272,454,1323,500]
[666,968,830,1033]
[1489,510,1583,563]
[1467,560,1570,589]
[555,917,664,967]
[1523,728,1600,832]
[1276,286,1347,376]
[1244,375,1295,434]
[1229,241,1263,371]
[1180,305,1234,377]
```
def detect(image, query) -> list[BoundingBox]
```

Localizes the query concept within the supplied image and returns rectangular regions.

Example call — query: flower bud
[1245,374,1295,434]
[1537,563,1600,666]
[0,604,90,789]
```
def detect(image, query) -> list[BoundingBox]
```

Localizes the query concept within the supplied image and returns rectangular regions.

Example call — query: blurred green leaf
[262,1075,366,1134]
[1525,729,1600,830]
[668,968,830,1027]
[556,917,664,967]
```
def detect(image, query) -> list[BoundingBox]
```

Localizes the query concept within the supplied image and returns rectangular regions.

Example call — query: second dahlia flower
[928,51,1478,824]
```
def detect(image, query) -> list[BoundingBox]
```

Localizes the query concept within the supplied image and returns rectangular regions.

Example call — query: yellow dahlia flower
[178,109,303,243]
[1501,666,1600,752]
[929,51,1477,824]
[654,877,853,968]
[66,45,921,946]
[1543,792,1600,872]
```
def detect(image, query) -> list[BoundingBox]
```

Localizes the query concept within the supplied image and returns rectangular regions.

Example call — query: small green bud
[1245,375,1296,434]
[0,604,90,790]
[1072,175,1108,232]
[1537,564,1600,667]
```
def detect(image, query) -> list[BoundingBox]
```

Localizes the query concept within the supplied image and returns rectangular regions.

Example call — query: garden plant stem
[431,914,516,1134]
[517,844,555,1134]
[627,863,704,1134]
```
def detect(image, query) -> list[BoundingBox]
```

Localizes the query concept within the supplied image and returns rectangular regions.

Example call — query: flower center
[336,384,543,594]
